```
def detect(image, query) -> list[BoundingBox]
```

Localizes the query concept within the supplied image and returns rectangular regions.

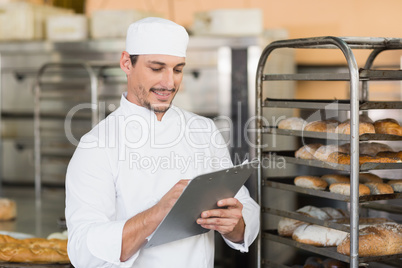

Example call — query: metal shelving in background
[255,37,402,268]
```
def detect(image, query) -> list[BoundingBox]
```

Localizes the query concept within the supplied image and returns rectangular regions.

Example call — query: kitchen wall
[85,0,402,65]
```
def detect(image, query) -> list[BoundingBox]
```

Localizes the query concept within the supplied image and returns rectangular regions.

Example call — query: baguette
[294,176,328,190]
[0,235,69,263]
[278,117,307,131]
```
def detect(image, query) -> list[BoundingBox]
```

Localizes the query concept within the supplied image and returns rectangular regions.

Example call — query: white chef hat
[125,17,189,57]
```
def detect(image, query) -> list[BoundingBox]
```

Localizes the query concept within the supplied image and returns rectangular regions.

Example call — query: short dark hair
[130,55,139,66]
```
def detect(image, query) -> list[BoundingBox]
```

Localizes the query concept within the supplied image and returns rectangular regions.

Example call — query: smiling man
[65,17,260,268]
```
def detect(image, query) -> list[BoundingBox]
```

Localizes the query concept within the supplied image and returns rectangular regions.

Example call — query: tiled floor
[0,185,66,239]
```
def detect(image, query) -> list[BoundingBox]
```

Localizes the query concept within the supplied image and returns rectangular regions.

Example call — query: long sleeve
[65,133,137,268]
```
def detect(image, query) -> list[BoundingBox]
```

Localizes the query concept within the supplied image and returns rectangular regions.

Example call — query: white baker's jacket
[65,93,260,268]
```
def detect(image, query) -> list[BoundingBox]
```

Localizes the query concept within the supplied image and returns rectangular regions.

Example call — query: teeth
[154,91,169,96]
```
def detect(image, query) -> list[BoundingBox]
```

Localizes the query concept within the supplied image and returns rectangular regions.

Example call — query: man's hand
[196,198,245,243]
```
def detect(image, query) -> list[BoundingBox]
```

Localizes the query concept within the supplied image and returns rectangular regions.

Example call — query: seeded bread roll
[278,117,307,131]
[294,176,328,190]
[329,183,371,196]
[388,179,402,192]
[374,118,402,136]
[335,120,375,135]
[295,144,323,160]
[292,224,348,247]
[337,223,402,256]
[277,206,331,237]
[0,198,16,221]
[304,120,338,133]
[321,174,350,185]
[364,182,394,195]
[359,172,383,183]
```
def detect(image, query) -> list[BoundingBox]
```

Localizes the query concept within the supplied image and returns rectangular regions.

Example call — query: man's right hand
[156,179,190,216]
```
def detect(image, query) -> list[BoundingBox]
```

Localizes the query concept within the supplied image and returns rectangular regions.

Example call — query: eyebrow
[148,60,186,68]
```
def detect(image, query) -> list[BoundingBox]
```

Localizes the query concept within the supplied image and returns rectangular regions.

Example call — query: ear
[120,51,132,75]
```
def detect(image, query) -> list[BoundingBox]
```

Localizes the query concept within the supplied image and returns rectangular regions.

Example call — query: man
[65,17,260,268]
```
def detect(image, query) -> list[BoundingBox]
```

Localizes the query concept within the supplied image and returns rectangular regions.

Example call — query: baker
[65,17,260,268]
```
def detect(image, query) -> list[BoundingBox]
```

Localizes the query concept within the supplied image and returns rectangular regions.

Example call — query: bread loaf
[321,174,350,185]
[313,145,349,162]
[374,118,402,136]
[277,206,331,237]
[387,179,402,193]
[327,152,399,165]
[329,182,371,196]
[0,234,69,263]
[0,198,16,221]
[295,144,323,160]
[337,223,402,256]
[292,224,348,247]
[294,176,328,190]
[376,151,402,160]
[335,121,375,135]
[359,172,383,183]
[320,207,345,220]
[364,182,394,195]
[304,120,338,133]
[278,117,307,131]
[360,142,393,156]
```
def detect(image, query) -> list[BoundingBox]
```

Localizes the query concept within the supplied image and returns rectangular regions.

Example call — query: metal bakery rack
[33,61,123,199]
[255,37,402,268]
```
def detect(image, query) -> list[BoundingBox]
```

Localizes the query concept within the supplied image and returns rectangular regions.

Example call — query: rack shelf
[256,36,402,268]
[262,230,402,264]
[263,127,402,141]
[263,152,402,171]
[263,98,402,110]
[263,178,402,202]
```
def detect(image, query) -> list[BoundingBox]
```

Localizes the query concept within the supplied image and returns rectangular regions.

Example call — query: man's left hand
[196,198,245,243]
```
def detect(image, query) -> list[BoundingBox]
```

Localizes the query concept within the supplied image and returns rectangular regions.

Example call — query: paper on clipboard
[144,160,259,248]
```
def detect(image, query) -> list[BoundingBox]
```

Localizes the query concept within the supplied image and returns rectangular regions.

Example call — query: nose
[161,69,175,89]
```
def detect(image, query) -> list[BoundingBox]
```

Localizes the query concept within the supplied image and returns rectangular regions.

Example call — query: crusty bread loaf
[292,224,348,247]
[359,172,383,183]
[0,198,16,221]
[327,152,400,165]
[329,183,371,196]
[334,217,394,227]
[364,182,394,195]
[277,206,331,237]
[320,207,345,220]
[294,176,328,190]
[337,223,402,256]
[278,117,307,131]
[360,142,393,156]
[387,179,402,193]
[304,120,338,133]
[335,121,375,135]
[321,174,350,185]
[0,243,69,263]
[0,234,69,263]
[295,144,323,160]
[374,118,402,136]
[376,151,402,160]
[313,145,349,162]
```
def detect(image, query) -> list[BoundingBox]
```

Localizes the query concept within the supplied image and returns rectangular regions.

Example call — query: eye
[151,68,162,72]
[174,68,183,74]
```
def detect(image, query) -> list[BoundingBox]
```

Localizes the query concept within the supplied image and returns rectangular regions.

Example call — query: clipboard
[144,160,259,248]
